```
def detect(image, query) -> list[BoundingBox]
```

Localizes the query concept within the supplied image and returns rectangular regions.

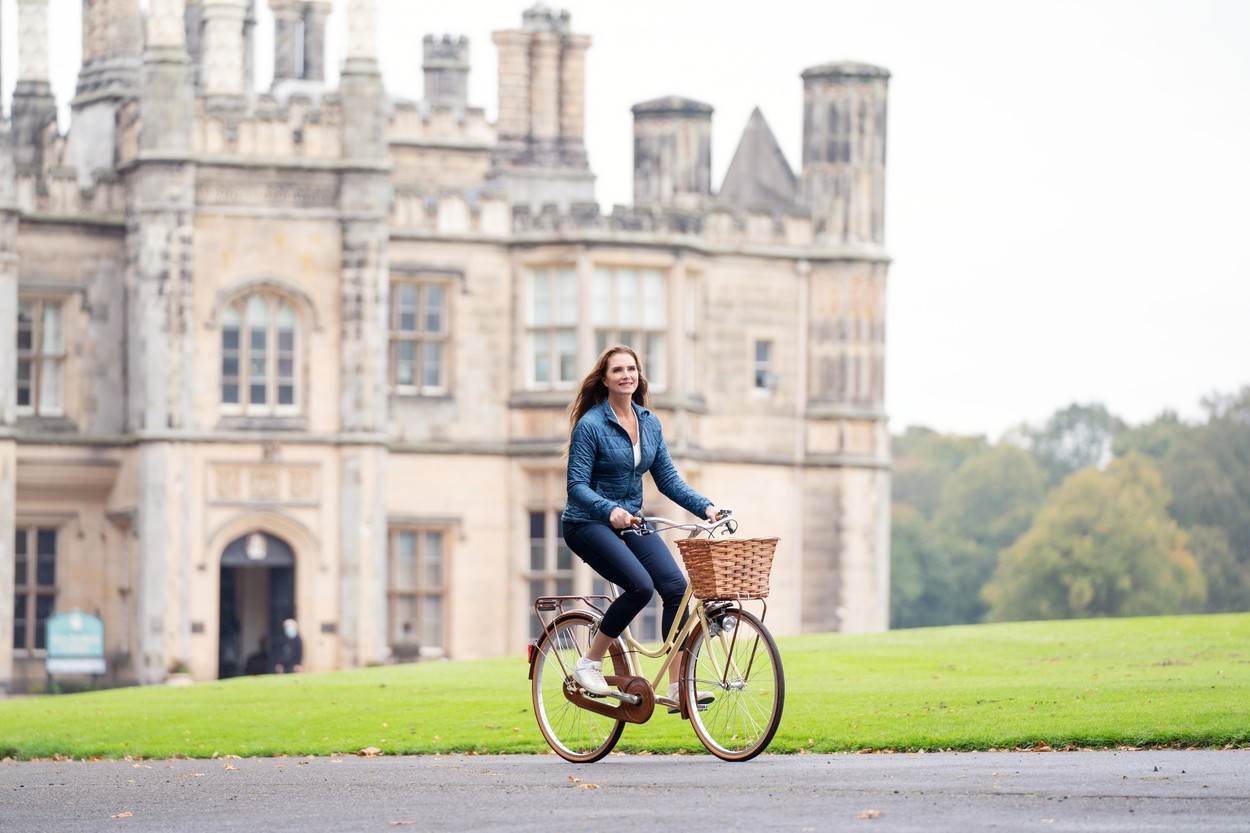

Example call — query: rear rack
[532,594,614,635]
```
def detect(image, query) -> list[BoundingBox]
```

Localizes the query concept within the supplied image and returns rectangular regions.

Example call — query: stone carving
[17,0,51,82]
[210,463,320,504]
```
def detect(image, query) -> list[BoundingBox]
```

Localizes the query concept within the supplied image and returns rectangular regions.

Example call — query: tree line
[890,387,1250,627]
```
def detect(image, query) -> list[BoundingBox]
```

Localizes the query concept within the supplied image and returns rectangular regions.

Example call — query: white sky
[4,0,1249,439]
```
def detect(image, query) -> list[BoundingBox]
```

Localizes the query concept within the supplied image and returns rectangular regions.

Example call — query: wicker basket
[675,537,779,600]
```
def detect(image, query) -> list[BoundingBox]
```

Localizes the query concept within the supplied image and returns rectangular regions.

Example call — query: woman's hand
[609,507,640,530]
[704,504,719,522]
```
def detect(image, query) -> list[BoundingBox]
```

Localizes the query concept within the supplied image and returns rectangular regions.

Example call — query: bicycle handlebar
[622,508,737,538]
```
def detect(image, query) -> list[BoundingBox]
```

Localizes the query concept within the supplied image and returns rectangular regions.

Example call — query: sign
[46,611,106,675]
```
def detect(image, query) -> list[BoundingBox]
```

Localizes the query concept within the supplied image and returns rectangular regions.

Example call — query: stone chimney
[271,0,331,85]
[67,0,144,187]
[631,96,713,209]
[423,35,470,110]
[489,4,594,210]
[200,0,248,100]
[799,62,890,246]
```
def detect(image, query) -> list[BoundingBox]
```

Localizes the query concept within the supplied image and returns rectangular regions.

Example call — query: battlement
[423,34,470,66]
[191,95,344,160]
[522,3,571,33]
[388,101,495,147]
[14,170,125,218]
[391,189,512,236]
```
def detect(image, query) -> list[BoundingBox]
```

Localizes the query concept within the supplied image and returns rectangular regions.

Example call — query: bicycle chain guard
[563,674,655,724]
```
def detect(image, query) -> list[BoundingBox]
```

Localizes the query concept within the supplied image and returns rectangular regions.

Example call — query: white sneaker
[573,656,612,696]
[661,682,715,713]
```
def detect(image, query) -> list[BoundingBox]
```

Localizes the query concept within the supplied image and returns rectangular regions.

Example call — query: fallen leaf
[223,764,237,771]
[111,811,134,819]
[567,775,581,783]
[391,822,416,827]
[359,746,383,757]
[577,783,600,790]
[857,809,882,820]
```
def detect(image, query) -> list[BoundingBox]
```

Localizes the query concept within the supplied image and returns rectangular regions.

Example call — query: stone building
[0,1,891,691]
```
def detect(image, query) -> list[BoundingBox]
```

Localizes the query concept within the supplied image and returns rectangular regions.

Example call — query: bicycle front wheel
[682,608,784,762]
[531,610,626,763]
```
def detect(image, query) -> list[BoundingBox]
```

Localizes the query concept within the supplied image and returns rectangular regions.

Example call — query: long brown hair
[567,344,650,434]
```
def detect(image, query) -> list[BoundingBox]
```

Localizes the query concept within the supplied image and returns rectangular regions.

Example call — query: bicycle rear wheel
[531,610,626,763]
[682,608,784,762]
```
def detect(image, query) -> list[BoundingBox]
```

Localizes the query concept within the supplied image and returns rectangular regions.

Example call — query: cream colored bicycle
[527,512,784,763]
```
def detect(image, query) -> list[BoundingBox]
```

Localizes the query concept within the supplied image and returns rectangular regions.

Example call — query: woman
[561,345,719,710]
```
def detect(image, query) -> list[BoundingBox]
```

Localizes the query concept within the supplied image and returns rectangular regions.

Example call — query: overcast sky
[4,0,1248,438]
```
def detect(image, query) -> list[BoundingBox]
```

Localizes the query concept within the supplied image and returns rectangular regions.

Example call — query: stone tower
[799,62,889,246]
[631,96,713,210]
[489,4,594,209]
[423,35,470,110]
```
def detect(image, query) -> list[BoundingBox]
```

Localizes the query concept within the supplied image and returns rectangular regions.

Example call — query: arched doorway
[218,531,296,679]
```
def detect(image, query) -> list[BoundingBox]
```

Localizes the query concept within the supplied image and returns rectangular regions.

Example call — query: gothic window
[592,267,667,390]
[16,298,65,417]
[220,294,299,415]
[388,527,449,657]
[527,267,578,388]
[390,278,450,395]
[13,527,58,653]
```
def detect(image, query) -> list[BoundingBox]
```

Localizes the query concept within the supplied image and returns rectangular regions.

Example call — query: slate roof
[717,107,797,212]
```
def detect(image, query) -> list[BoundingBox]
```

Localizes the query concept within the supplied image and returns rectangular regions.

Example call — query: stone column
[201,0,247,99]
[558,34,591,144]
[529,31,560,144]
[302,1,332,81]
[12,0,58,173]
[269,0,301,82]
[128,0,196,684]
[491,30,531,141]
[0,132,15,692]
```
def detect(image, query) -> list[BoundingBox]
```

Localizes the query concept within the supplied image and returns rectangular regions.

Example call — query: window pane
[556,330,577,383]
[39,359,63,412]
[222,383,239,404]
[250,384,267,405]
[616,269,639,326]
[391,594,417,644]
[555,578,573,597]
[222,329,239,350]
[594,330,610,355]
[278,357,294,378]
[13,591,26,650]
[423,342,443,388]
[530,271,549,326]
[556,539,572,571]
[222,356,239,378]
[556,269,577,324]
[41,302,63,353]
[395,341,416,386]
[529,541,545,572]
[756,340,771,363]
[529,511,546,540]
[423,531,444,587]
[277,384,295,406]
[422,595,443,649]
[645,334,666,390]
[34,594,55,650]
[642,270,666,327]
[592,269,613,326]
[17,302,34,352]
[275,302,296,330]
[15,531,27,584]
[394,531,417,589]
[16,359,31,407]
[424,284,445,333]
[396,284,418,331]
[532,338,550,384]
[246,295,269,327]
[528,580,547,639]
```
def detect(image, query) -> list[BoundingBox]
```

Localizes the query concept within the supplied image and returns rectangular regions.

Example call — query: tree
[983,454,1205,621]
[931,445,1047,623]
[891,426,987,518]
[889,505,959,628]
[1016,402,1127,485]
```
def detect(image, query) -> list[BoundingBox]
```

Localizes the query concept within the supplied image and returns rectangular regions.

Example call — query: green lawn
[2,614,1247,759]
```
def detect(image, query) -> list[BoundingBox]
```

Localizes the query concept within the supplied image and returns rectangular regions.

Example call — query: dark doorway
[218,532,296,679]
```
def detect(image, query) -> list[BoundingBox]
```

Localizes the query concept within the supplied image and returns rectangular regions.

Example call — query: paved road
[2,750,1248,832]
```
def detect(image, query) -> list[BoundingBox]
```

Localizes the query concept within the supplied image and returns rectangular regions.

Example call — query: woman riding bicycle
[561,344,719,710]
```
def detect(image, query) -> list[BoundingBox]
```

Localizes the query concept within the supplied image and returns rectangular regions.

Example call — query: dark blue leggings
[561,520,688,640]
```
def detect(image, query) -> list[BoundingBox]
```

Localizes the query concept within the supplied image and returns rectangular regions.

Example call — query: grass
[1,613,1247,759]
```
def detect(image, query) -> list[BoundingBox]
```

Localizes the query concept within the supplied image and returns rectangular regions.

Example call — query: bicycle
[527,511,784,763]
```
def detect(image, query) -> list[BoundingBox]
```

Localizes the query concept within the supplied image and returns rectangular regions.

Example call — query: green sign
[46,611,106,675]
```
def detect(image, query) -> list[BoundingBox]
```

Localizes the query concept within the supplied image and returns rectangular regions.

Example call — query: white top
[632,442,640,468]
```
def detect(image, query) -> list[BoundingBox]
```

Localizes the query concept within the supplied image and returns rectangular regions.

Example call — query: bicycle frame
[530,513,763,699]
